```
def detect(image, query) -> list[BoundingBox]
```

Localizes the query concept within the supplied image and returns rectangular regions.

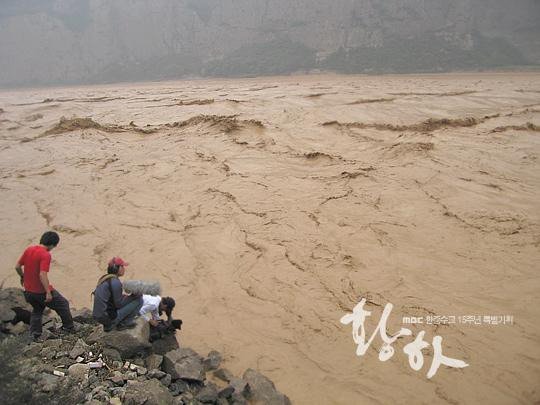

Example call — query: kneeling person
[140,295,175,326]
[92,257,142,331]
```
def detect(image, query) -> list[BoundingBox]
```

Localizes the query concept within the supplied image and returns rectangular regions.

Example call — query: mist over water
[0,0,539,88]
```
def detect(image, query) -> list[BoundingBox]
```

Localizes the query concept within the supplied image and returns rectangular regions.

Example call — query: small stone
[69,338,89,359]
[196,383,218,403]
[68,363,90,382]
[136,366,147,376]
[213,368,234,383]
[147,369,166,379]
[8,321,28,335]
[125,371,138,380]
[103,347,122,361]
[112,361,123,369]
[109,397,122,405]
[76,356,84,363]
[53,370,65,377]
[109,371,125,386]
[145,354,163,370]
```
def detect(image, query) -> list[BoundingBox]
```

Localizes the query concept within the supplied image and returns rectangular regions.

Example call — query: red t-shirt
[18,245,54,293]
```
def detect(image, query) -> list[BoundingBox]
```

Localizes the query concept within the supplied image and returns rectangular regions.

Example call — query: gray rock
[103,347,122,361]
[216,398,229,405]
[0,301,15,322]
[218,386,235,399]
[112,360,124,369]
[203,350,222,371]
[38,372,59,392]
[6,321,28,335]
[230,392,248,405]
[68,363,90,381]
[163,348,205,382]
[124,378,175,405]
[109,371,125,386]
[71,307,94,324]
[42,338,63,349]
[160,373,172,387]
[196,383,218,403]
[0,288,31,311]
[22,342,42,357]
[242,369,291,405]
[69,338,89,359]
[125,371,138,380]
[87,318,151,358]
[213,368,234,383]
[137,366,148,376]
[146,353,163,370]
[168,380,188,396]
[40,346,57,359]
[230,377,250,398]
[148,369,167,379]
[152,333,179,355]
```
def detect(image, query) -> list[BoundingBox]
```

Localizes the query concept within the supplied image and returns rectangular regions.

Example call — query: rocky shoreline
[0,287,291,405]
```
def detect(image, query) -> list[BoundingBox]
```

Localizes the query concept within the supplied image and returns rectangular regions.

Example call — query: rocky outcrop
[0,0,538,87]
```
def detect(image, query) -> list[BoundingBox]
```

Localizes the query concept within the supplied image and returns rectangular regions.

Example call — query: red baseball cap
[108,257,129,267]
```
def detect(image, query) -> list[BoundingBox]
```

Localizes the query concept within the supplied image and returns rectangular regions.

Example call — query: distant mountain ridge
[0,0,538,87]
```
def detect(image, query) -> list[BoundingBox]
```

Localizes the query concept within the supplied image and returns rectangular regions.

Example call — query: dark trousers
[24,290,74,337]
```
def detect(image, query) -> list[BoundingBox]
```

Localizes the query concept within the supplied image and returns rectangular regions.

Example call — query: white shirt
[140,295,161,321]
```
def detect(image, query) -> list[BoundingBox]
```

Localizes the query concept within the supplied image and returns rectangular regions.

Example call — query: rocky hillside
[0,1,539,86]
[0,287,290,405]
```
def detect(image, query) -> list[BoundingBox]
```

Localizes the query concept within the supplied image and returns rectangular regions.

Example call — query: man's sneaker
[116,321,136,331]
[60,325,77,334]
[32,334,45,343]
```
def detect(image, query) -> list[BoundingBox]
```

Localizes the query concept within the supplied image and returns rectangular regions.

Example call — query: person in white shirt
[139,295,175,326]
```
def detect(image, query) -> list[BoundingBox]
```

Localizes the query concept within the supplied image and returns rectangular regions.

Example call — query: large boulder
[0,301,15,322]
[151,333,179,355]
[123,378,174,405]
[162,347,205,382]
[87,318,151,358]
[0,287,30,310]
[243,369,291,405]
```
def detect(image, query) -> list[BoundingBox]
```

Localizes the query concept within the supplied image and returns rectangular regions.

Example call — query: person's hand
[149,319,159,327]
[45,292,53,302]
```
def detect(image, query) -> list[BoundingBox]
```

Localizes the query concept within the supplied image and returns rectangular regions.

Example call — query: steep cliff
[0,0,538,87]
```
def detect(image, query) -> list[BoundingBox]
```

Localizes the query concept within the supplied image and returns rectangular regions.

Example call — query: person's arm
[15,250,26,286]
[39,251,52,302]
[39,272,52,302]
[15,264,24,286]
[110,279,124,309]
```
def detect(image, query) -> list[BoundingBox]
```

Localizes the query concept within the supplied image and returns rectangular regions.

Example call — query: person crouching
[92,257,142,332]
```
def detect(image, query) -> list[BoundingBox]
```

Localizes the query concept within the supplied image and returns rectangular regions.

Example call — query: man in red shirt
[15,231,74,340]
